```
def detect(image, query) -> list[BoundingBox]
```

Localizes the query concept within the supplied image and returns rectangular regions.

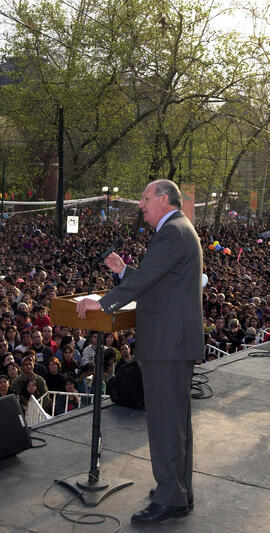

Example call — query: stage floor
[0,345,270,533]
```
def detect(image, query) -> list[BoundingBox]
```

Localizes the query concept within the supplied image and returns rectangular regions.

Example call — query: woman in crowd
[45,356,66,392]
[5,325,20,353]
[6,362,22,383]
[61,345,80,378]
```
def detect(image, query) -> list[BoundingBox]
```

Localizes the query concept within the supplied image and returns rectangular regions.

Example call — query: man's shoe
[149,488,194,511]
[131,502,189,524]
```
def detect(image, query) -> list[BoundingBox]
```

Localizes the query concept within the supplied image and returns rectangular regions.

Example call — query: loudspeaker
[0,394,32,459]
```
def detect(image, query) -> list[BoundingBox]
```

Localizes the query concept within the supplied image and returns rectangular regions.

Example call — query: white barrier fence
[25,391,110,428]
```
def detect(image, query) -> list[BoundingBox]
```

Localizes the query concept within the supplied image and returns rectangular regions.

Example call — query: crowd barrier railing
[25,391,110,428]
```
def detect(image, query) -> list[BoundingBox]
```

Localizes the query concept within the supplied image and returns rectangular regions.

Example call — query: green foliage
[0,0,269,218]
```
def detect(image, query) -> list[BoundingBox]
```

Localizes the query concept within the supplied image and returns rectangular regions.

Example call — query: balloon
[215,244,221,251]
[224,248,231,255]
[139,227,144,233]
[208,244,215,250]
[220,246,225,251]
[257,239,263,244]
[213,240,219,247]
[202,274,208,288]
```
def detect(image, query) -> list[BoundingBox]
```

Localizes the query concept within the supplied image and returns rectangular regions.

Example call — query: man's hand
[76,297,102,319]
[104,252,125,274]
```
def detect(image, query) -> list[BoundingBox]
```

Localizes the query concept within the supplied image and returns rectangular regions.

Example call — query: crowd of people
[0,206,269,415]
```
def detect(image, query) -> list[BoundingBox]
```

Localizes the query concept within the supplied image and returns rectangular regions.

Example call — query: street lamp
[102,186,119,220]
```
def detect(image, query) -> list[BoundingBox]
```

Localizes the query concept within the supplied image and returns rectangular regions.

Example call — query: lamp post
[102,186,119,220]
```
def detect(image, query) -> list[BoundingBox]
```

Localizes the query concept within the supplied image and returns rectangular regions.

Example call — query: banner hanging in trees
[181,184,195,224]
[250,191,258,212]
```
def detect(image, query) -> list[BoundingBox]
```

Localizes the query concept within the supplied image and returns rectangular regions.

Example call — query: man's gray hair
[153,180,182,209]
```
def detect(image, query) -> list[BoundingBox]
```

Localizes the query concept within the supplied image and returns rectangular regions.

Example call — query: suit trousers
[140,359,194,507]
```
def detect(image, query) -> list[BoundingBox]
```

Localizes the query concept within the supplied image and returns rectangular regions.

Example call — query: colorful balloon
[215,244,221,251]
[213,240,219,247]
[224,248,231,255]
[208,244,215,250]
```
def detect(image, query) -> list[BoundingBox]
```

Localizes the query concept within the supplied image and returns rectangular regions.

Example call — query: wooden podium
[51,292,135,506]
[50,291,136,332]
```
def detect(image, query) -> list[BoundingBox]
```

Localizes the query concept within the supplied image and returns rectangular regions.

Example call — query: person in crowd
[71,327,86,354]
[6,362,22,383]
[42,325,58,354]
[31,328,52,365]
[15,309,32,335]
[0,374,11,397]
[45,356,66,392]
[33,305,52,330]
[55,376,80,415]
[21,377,50,413]
[0,352,15,374]
[15,329,32,353]
[5,325,20,353]
[80,331,98,365]
[55,335,81,365]
[104,332,121,360]
[10,354,48,410]
[61,345,80,378]
[115,343,133,374]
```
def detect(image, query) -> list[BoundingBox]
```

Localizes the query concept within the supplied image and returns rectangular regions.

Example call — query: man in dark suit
[76,179,204,524]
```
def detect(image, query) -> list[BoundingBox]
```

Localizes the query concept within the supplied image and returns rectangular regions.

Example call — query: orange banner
[181,184,195,223]
[250,191,257,212]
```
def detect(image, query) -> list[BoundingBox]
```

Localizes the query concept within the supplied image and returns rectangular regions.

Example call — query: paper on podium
[74,294,136,311]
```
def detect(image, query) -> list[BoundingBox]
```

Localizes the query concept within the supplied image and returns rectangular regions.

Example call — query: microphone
[96,236,125,263]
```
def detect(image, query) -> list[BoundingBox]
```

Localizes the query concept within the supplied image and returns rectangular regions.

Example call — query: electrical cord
[30,434,47,449]
[42,473,121,533]
[191,372,214,399]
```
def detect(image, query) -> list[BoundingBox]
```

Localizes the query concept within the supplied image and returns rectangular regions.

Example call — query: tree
[0,0,269,217]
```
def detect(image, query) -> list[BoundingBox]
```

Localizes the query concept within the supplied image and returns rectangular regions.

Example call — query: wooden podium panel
[50,292,136,332]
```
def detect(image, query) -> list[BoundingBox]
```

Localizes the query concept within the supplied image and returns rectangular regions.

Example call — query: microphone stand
[58,246,133,505]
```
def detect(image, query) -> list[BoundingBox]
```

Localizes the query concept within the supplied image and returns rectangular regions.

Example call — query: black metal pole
[106,192,109,220]
[57,107,64,240]
[88,331,105,482]
[1,161,6,222]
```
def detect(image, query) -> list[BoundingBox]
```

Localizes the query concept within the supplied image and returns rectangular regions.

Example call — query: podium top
[50,291,136,332]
